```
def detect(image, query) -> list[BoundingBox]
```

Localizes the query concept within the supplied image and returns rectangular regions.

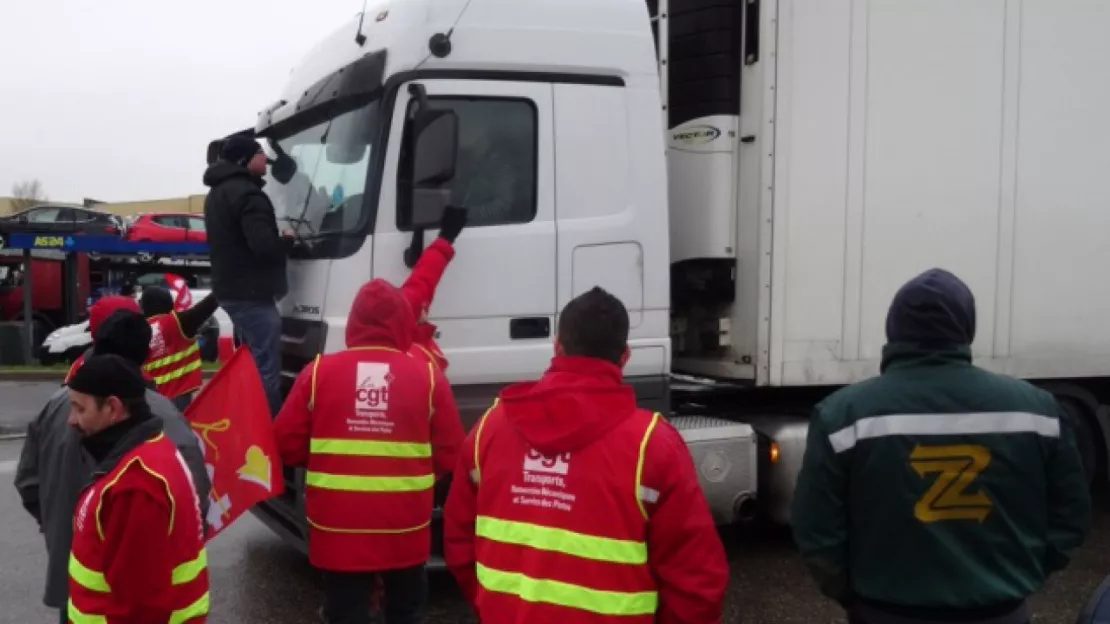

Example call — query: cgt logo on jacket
[74,488,96,534]
[513,449,577,513]
[352,362,395,435]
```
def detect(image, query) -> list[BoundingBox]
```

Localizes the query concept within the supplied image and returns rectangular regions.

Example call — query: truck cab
[242,0,770,555]
[260,0,674,426]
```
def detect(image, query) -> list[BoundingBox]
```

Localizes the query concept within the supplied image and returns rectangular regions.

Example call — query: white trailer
[233,0,1110,560]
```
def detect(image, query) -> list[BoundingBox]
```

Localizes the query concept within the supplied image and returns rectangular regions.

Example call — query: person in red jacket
[274,278,465,624]
[64,296,144,385]
[444,287,729,624]
[65,354,210,623]
[401,206,467,371]
[139,286,220,411]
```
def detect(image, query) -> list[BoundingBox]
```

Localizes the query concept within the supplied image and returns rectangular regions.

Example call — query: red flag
[184,348,284,540]
[164,273,193,311]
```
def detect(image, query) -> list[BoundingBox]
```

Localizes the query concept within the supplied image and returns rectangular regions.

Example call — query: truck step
[668,415,759,525]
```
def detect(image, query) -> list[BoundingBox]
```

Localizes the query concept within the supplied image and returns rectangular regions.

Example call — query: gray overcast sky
[0,1,362,203]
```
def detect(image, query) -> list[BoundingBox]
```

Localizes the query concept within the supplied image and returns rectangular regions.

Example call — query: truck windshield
[263,100,380,239]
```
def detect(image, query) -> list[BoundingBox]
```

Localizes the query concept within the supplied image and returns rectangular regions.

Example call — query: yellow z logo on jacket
[910,444,993,523]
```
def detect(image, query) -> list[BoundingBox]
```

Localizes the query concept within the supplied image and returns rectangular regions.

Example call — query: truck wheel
[1056,395,1100,489]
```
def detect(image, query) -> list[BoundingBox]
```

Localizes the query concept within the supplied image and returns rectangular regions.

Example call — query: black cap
[219,135,264,166]
[141,286,175,317]
[68,354,148,400]
[92,309,152,366]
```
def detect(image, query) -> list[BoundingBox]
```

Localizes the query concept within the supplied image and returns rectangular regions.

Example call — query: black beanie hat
[219,135,263,166]
[141,286,175,317]
[68,354,148,400]
[93,309,152,366]
[885,268,976,346]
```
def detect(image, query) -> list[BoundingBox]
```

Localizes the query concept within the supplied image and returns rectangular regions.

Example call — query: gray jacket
[13,388,211,608]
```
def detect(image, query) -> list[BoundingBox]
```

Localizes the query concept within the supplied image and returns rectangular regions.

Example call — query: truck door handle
[510,317,551,340]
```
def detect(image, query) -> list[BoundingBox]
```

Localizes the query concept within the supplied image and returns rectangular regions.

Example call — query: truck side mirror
[407,108,459,229]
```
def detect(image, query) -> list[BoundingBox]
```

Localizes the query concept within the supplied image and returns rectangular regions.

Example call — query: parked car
[37,287,229,365]
[125,213,207,244]
[0,204,125,236]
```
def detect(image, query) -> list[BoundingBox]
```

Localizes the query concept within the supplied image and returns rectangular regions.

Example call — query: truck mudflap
[669,415,760,525]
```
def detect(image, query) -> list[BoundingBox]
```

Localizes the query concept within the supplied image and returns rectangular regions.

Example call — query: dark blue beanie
[885,268,976,346]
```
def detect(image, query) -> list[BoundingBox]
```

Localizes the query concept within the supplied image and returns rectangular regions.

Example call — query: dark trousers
[222,299,283,417]
[171,392,194,413]
[322,565,427,624]
[59,608,67,624]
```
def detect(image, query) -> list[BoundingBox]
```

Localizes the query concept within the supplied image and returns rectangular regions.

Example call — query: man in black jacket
[203,135,291,415]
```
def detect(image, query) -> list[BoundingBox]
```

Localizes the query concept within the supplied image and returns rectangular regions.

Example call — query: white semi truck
[230,0,1110,563]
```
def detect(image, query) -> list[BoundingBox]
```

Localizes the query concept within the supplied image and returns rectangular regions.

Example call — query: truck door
[372,79,557,406]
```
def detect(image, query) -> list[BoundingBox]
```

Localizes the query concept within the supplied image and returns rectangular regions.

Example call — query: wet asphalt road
[1,382,1108,623]
[0,381,64,434]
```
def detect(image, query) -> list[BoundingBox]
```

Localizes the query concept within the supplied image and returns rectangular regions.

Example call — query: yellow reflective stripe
[68,592,208,624]
[476,516,647,565]
[308,516,431,535]
[95,455,177,540]
[310,438,432,458]
[171,549,208,585]
[149,358,203,385]
[476,563,658,617]
[69,554,111,592]
[305,471,435,492]
[635,413,661,520]
[169,591,210,624]
[472,399,498,484]
[67,601,107,624]
[308,354,322,410]
[428,361,436,420]
[144,342,201,370]
[349,346,402,354]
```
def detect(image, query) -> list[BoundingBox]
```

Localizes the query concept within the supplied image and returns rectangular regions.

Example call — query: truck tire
[1058,396,1100,489]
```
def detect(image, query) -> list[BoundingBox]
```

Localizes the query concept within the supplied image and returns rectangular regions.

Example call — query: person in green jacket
[792,268,1091,624]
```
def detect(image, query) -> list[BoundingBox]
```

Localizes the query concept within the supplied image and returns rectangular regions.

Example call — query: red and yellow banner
[184,347,284,540]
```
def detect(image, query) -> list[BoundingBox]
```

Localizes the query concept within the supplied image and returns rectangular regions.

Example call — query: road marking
[0,460,17,475]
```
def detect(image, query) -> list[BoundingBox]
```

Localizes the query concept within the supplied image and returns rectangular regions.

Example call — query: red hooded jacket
[443,357,729,623]
[401,238,454,370]
[68,430,209,623]
[274,279,465,571]
[65,296,145,385]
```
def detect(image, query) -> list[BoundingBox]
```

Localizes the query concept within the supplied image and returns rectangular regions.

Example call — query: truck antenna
[427,0,475,59]
[354,0,369,46]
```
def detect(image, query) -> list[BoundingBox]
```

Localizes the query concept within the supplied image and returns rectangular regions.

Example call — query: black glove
[439,206,468,244]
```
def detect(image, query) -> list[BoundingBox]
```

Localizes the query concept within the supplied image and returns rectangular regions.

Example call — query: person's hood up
[499,356,638,455]
[202,161,263,188]
[88,296,141,338]
[885,268,976,346]
[345,278,415,351]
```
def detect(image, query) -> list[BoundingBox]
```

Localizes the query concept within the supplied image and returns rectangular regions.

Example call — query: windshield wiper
[283,119,336,244]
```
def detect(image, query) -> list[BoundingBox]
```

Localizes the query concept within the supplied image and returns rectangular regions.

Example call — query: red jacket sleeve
[443,416,482,608]
[273,358,317,467]
[101,481,177,623]
[401,238,455,318]
[429,363,464,479]
[642,420,729,624]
